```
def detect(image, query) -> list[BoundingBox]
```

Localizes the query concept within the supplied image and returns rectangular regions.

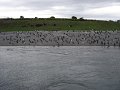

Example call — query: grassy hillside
[0,18,120,32]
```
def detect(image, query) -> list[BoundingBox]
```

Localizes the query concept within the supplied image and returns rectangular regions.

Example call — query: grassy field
[0,18,120,32]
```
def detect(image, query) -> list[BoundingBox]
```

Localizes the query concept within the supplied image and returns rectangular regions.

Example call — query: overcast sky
[0,0,120,20]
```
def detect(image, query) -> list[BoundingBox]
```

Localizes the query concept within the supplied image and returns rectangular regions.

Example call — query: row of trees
[71,16,84,21]
[19,16,85,21]
[4,16,119,22]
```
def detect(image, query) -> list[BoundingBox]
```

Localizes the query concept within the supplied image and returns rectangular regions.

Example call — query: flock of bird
[0,30,120,46]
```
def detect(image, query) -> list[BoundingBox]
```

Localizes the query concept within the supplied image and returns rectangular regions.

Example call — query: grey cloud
[0,0,120,20]
[0,0,119,10]
[1,0,119,8]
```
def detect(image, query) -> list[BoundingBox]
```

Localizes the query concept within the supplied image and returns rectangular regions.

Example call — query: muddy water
[0,46,120,90]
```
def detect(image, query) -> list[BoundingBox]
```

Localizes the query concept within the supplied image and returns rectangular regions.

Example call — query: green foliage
[117,20,120,23]
[0,18,120,32]
[72,16,77,20]
[50,16,55,19]
[35,17,38,19]
[79,17,84,21]
[20,16,24,19]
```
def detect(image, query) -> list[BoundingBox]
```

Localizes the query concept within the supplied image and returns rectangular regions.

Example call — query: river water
[0,46,120,90]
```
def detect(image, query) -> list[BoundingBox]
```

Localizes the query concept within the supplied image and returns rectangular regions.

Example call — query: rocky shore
[0,30,120,46]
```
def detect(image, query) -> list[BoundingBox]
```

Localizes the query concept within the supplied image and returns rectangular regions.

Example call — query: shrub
[50,16,55,19]
[79,17,84,21]
[35,24,43,27]
[117,20,120,23]
[35,17,38,19]
[20,16,24,19]
[72,16,77,20]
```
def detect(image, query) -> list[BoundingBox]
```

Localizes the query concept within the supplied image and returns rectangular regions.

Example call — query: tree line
[1,16,120,22]
[19,16,85,21]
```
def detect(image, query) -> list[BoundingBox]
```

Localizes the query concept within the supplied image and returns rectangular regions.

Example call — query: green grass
[0,18,120,32]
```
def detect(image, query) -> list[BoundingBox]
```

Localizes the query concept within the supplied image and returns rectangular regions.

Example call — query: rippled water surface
[0,46,120,90]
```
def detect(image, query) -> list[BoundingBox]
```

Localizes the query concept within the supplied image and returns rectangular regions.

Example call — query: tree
[20,16,24,19]
[35,17,38,19]
[79,17,84,21]
[50,16,55,19]
[72,16,77,20]
[117,20,120,23]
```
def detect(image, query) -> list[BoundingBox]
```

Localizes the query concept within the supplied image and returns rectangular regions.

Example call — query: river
[0,46,120,90]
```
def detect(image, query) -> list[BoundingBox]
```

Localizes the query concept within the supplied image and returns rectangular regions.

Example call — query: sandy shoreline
[0,31,120,46]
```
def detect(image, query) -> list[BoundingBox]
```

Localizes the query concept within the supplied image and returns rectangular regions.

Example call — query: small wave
[47,80,89,90]
[6,48,13,51]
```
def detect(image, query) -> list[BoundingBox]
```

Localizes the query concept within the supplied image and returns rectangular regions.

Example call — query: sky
[0,0,120,20]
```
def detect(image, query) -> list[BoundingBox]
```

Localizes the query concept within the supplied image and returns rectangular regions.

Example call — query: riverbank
[0,19,120,31]
[0,31,120,46]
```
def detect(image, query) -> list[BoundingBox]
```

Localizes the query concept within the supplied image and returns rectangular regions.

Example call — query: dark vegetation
[0,16,120,32]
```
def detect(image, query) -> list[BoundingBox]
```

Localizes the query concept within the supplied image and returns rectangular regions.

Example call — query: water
[0,46,120,90]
